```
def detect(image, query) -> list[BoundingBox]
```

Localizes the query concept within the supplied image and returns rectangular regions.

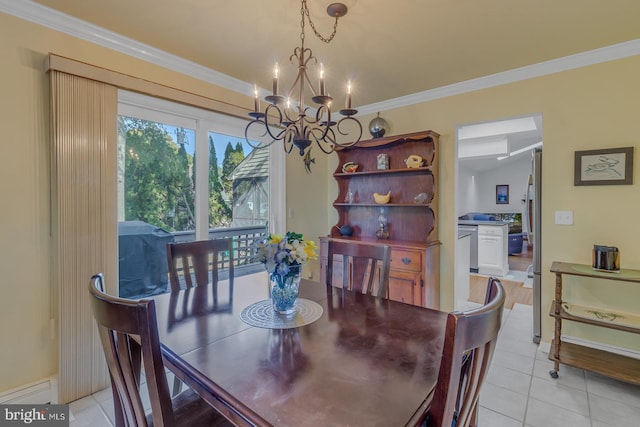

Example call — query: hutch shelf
[320,130,441,309]
[549,261,640,385]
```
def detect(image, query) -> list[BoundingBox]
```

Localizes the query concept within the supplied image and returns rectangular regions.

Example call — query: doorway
[454,114,542,339]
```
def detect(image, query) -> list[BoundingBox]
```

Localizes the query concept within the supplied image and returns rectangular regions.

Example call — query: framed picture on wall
[496,184,509,204]
[574,147,634,186]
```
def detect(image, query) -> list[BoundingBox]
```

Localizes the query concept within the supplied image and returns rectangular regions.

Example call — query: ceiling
[19,1,639,171]
[458,114,543,173]
[27,0,640,109]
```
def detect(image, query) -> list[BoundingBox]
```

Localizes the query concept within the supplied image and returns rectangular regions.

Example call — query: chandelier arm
[282,131,295,154]
[286,69,303,103]
[302,67,319,99]
[262,104,288,141]
[313,132,338,155]
[283,105,298,125]
[244,119,277,149]
[311,105,332,140]
[333,116,363,147]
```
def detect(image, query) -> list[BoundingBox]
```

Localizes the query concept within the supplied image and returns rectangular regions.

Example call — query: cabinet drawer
[391,249,422,272]
[478,225,505,236]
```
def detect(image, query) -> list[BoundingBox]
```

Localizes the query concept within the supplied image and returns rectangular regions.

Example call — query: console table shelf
[334,203,433,208]
[549,339,640,385]
[549,261,640,385]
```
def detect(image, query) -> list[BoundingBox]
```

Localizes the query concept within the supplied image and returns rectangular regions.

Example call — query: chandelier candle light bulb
[319,64,325,96]
[273,63,279,96]
[346,81,352,109]
[254,84,259,112]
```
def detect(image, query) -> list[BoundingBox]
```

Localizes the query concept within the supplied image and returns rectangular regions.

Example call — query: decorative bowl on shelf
[341,162,359,173]
[404,155,424,168]
[338,225,353,236]
[414,192,429,204]
[373,191,391,204]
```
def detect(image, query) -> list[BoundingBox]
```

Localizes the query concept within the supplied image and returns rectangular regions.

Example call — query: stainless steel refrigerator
[526,148,542,343]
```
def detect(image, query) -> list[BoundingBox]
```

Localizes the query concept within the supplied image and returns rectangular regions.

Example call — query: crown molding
[358,38,640,115]
[3,0,639,114]
[0,0,252,96]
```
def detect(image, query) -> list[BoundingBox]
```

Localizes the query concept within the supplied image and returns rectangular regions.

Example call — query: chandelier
[244,0,362,159]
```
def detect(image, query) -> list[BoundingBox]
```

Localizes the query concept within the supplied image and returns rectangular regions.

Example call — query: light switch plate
[555,210,573,225]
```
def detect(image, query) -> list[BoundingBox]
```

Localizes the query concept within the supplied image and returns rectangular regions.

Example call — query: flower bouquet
[254,231,318,314]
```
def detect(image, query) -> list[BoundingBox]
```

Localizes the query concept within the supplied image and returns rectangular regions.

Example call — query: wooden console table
[549,261,640,385]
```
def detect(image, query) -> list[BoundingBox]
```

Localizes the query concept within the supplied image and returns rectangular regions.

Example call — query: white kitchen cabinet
[477,224,509,276]
[455,233,471,310]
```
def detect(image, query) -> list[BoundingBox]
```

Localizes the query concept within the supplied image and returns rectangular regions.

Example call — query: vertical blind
[50,71,118,403]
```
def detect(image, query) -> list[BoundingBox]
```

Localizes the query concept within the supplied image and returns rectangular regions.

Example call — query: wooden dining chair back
[326,240,391,298]
[89,274,231,427]
[426,277,505,427]
[166,238,234,291]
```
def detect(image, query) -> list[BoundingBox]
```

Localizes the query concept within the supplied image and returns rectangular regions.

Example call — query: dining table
[153,272,448,426]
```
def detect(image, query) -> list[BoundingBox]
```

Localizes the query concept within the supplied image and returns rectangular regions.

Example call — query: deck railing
[171,224,269,274]
[119,223,268,298]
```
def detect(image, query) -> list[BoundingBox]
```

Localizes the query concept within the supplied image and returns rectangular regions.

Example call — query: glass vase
[270,265,302,315]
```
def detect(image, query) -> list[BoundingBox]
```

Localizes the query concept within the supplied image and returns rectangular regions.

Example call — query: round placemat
[240,298,323,329]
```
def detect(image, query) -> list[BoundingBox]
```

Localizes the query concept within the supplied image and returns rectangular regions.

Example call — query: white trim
[269,147,286,235]
[538,341,551,355]
[0,0,251,96]
[2,1,639,114]
[116,90,285,236]
[0,376,58,404]
[358,39,640,115]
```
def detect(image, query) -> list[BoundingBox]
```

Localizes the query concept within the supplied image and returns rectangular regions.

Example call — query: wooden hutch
[320,130,441,309]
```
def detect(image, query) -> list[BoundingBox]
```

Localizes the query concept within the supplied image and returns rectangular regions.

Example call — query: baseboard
[538,341,551,354]
[0,376,58,404]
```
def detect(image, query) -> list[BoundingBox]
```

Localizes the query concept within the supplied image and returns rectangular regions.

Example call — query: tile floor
[68,303,640,426]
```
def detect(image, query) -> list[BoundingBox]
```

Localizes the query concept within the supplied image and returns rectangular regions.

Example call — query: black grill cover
[118,221,174,298]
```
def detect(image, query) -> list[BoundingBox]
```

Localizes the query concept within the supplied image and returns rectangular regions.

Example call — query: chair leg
[172,375,183,397]
[469,403,479,427]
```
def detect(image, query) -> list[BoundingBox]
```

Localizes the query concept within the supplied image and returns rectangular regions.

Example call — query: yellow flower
[270,234,283,244]
[304,240,318,260]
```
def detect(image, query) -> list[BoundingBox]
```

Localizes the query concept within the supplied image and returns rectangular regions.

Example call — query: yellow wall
[354,56,640,351]
[286,148,329,280]
[0,12,329,392]
[1,10,639,394]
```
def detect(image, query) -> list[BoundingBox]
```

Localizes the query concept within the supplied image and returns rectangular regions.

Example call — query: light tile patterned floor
[68,304,640,426]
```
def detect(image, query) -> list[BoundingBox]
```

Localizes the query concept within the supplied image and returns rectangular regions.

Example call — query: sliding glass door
[116,91,282,297]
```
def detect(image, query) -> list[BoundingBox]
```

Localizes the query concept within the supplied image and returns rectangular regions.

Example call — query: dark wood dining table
[153,273,448,426]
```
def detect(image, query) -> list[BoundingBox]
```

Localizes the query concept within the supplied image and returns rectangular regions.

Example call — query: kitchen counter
[458,219,508,226]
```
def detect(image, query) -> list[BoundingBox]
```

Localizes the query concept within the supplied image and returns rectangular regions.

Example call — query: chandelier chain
[244,1,361,163]
[301,0,339,44]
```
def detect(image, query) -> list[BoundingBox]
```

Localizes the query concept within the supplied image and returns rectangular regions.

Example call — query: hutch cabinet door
[388,270,423,306]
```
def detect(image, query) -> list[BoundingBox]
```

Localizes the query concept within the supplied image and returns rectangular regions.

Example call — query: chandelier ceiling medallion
[244,0,362,160]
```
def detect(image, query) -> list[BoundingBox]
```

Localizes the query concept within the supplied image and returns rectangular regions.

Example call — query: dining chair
[425,277,505,427]
[326,240,391,298]
[166,238,234,395]
[88,273,232,427]
[166,238,234,291]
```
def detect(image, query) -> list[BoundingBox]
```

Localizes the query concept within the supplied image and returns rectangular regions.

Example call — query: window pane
[208,132,269,270]
[208,132,269,228]
[117,116,195,298]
